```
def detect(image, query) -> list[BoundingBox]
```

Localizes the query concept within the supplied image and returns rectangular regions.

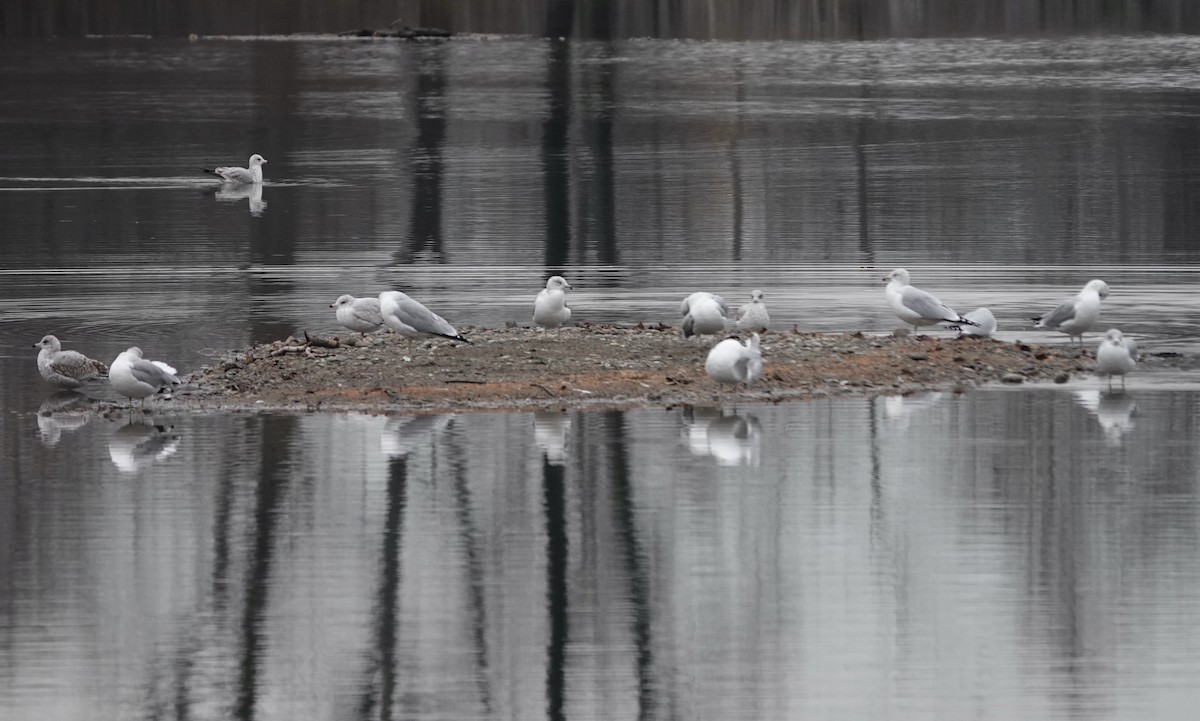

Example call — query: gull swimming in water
[109,347,181,407]
[1032,279,1109,344]
[736,289,770,333]
[1096,328,1138,390]
[681,292,730,338]
[705,333,762,387]
[202,153,267,184]
[34,335,109,389]
[954,307,997,338]
[533,276,572,329]
[883,268,977,333]
[331,294,384,337]
[378,290,470,343]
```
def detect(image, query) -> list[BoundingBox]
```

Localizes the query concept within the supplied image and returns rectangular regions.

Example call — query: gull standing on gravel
[1033,279,1109,345]
[736,289,770,333]
[705,333,762,387]
[202,153,267,184]
[109,347,182,408]
[378,290,470,343]
[681,292,730,338]
[1096,328,1138,390]
[883,268,977,333]
[331,294,384,337]
[533,276,572,329]
[34,335,109,389]
[955,307,997,338]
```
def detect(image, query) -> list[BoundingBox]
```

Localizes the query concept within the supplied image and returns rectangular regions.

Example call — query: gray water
[3,35,1200,720]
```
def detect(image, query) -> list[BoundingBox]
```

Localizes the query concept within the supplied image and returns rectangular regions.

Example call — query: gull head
[249,154,267,166]
[34,335,61,350]
[1085,279,1109,299]
[885,268,911,285]
[331,294,354,309]
[1104,328,1124,344]
[750,289,765,302]
[127,346,144,359]
[546,276,572,291]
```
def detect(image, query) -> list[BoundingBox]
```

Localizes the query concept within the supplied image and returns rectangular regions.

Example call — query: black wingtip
[201,168,217,175]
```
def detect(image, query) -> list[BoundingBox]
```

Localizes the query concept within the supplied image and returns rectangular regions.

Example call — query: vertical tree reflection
[542,456,568,721]
[358,456,408,721]
[542,37,572,269]
[603,411,655,719]
[234,416,296,721]
[398,45,448,265]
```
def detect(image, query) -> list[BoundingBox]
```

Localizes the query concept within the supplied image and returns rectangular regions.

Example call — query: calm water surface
[3,35,1200,719]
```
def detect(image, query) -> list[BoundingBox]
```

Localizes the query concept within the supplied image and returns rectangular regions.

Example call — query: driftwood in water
[338,19,451,39]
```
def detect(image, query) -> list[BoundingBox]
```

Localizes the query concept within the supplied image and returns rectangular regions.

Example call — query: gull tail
[955,315,981,327]
[201,168,220,176]
[439,332,472,345]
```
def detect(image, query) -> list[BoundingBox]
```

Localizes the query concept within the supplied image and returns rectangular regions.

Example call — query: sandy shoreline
[166,324,1095,414]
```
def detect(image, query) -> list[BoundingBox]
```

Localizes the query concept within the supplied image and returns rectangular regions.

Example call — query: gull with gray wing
[883,268,977,333]
[681,292,730,338]
[378,290,470,343]
[109,347,181,408]
[1033,279,1109,345]
[202,153,267,185]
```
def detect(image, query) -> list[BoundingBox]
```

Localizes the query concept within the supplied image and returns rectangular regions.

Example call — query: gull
[331,294,384,337]
[533,276,573,329]
[34,335,109,389]
[883,268,977,333]
[705,333,762,387]
[735,289,770,333]
[953,307,997,338]
[1096,328,1138,390]
[681,292,730,338]
[202,153,267,184]
[1032,279,1109,344]
[109,347,182,408]
[378,290,470,343]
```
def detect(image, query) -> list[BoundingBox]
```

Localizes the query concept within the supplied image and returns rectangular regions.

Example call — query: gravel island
[175,324,1095,414]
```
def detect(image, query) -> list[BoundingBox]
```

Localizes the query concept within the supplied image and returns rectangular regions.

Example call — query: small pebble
[1000,373,1025,384]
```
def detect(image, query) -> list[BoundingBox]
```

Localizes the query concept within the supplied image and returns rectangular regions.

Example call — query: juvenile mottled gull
[202,154,267,184]
[883,268,977,332]
[34,335,109,389]
[705,333,762,387]
[533,276,572,329]
[1033,279,1109,344]
[680,292,730,338]
[736,289,770,333]
[378,290,470,343]
[109,347,181,407]
[331,294,384,336]
[954,307,997,338]
[1096,328,1138,390]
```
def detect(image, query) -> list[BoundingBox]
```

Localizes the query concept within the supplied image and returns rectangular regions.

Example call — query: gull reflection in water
[683,407,762,467]
[380,414,455,458]
[534,412,571,465]
[1073,389,1137,445]
[108,421,182,473]
[215,183,266,216]
[883,391,945,428]
[36,391,96,447]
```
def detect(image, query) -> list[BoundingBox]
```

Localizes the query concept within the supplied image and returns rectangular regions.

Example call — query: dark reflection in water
[3,391,1200,717]
[7,0,1200,39]
[399,45,448,266]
